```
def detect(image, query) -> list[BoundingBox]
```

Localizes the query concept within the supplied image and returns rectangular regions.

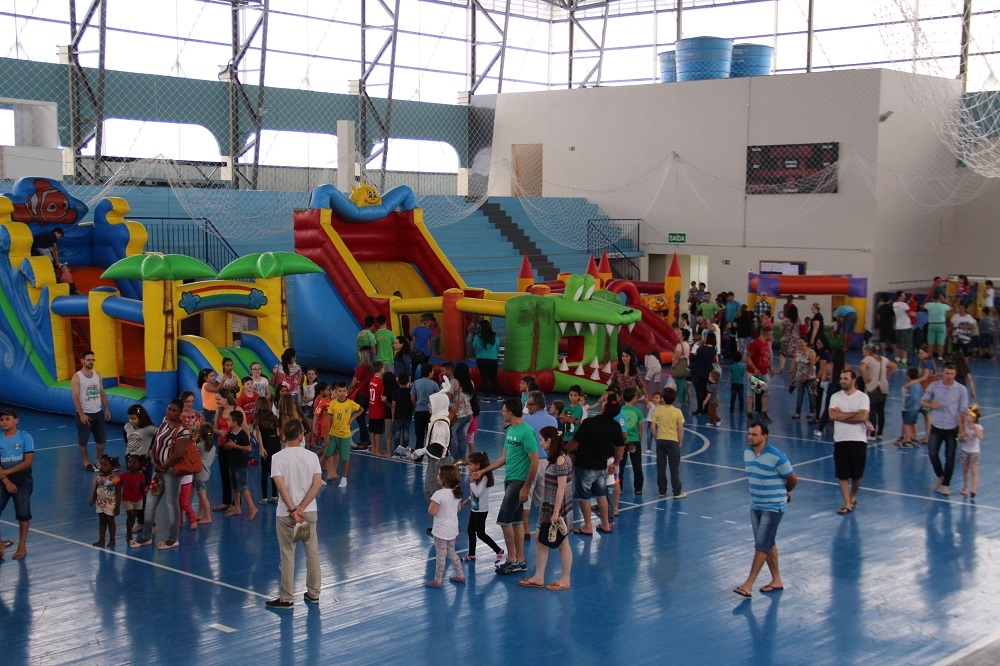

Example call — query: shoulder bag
[172,428,202,476]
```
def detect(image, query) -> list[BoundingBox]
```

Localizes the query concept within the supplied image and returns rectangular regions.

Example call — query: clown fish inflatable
[7,178,88,226]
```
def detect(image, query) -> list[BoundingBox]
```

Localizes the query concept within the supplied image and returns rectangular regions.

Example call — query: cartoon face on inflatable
[8,178,88,226]
[349,181,382,207]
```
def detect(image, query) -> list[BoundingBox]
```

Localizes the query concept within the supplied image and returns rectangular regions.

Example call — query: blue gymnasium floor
[2,355,1000,665]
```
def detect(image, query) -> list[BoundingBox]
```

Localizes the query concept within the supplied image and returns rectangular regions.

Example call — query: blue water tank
[658,51,676,83]
[675,36,733,82]
[731,43,774,78]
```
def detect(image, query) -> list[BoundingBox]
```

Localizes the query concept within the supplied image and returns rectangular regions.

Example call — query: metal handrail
[130,216,239,272]
[587,218,642,281]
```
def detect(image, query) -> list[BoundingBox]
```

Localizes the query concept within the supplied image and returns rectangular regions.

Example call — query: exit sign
[668,232,686,244]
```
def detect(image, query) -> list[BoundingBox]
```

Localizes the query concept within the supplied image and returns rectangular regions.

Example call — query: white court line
[33,436,127,452]
[932,628,1000,666]
[688,423,828,446]
[0,519,271,599]
[793,477,1000,512]
[1,517,461,601]
[209,623,237,633]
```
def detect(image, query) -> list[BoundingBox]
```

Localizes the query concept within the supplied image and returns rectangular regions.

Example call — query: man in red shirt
[368,361,388,457]
[745,327,774,422]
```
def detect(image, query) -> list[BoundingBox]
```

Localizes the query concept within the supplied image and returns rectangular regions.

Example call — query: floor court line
[792,477,1000,511]
[932,628,1000,666]
[1,517,465,601]
[0,519,272,599]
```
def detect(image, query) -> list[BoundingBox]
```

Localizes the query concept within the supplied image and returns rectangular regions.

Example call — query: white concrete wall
[873,70,965,294]
[486,68,979,321]
[953,178,1000,277]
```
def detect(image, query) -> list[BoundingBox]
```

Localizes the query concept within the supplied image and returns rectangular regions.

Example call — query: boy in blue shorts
[898,367,923,448]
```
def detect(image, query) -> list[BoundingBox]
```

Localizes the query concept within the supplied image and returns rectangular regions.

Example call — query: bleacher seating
[419,195,643,290]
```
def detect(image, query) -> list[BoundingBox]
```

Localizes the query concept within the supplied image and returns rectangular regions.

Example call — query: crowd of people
[0,279,988,605]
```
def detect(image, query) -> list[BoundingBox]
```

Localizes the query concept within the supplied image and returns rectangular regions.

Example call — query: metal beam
[66,0,107,184]
[468,0,511,94]
[225,0,269,190]
[568,0,609,87]
[357,0,401,192]
[959,0,972,90]
[806,0,814,72]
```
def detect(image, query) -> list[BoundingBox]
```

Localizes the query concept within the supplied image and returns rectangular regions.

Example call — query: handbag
[868,358,887,406]
[172,428,202,476]
[537,520,568,549]
[671,353,690,380]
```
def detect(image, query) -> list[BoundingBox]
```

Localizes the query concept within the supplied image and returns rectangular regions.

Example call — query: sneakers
[496,561,525,575]
[393,445,409,458]
[85,463,96,473]
[265,598,293,610]
[425,580,443,588]
[449,576,466,584]
[939,485,951,496]
[303,592,319,604]
[672,492,688,499]
[461,555,477,562]
[658,492,668,498]
[759,413,772,423]
[410,448,426,461]
[494,549,505,565]
[813,429,823,437]
[933,476,943,490]
[338,477,348,488]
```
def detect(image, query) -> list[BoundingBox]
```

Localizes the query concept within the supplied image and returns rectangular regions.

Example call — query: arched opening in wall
[0,109,13,146]
[368,139,459,173]
[80,119,221,161]
[239,131,337,168]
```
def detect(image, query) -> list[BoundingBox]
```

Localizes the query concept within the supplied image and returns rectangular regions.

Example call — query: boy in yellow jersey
[652,387,686,499]
[326,381,362,489]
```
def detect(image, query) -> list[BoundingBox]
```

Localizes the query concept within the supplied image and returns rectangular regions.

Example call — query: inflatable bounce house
[0,177,318,420]
[746,271,868,349]
[521,251,681,364]
[292,182,665,395]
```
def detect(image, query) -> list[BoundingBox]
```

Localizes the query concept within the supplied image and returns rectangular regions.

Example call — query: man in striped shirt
[733,422,798,599]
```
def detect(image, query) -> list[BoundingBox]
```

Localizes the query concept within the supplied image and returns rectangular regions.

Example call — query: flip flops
[519,579,545,588]
[546,581,571,591]
[759,585,784,593]
[156,540,179,550]
[733,588,752,598]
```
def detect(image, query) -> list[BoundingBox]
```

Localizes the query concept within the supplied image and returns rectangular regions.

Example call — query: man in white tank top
[71,350,111,472]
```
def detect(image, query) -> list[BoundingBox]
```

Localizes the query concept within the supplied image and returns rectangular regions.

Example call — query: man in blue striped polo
[733,422,798,599]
